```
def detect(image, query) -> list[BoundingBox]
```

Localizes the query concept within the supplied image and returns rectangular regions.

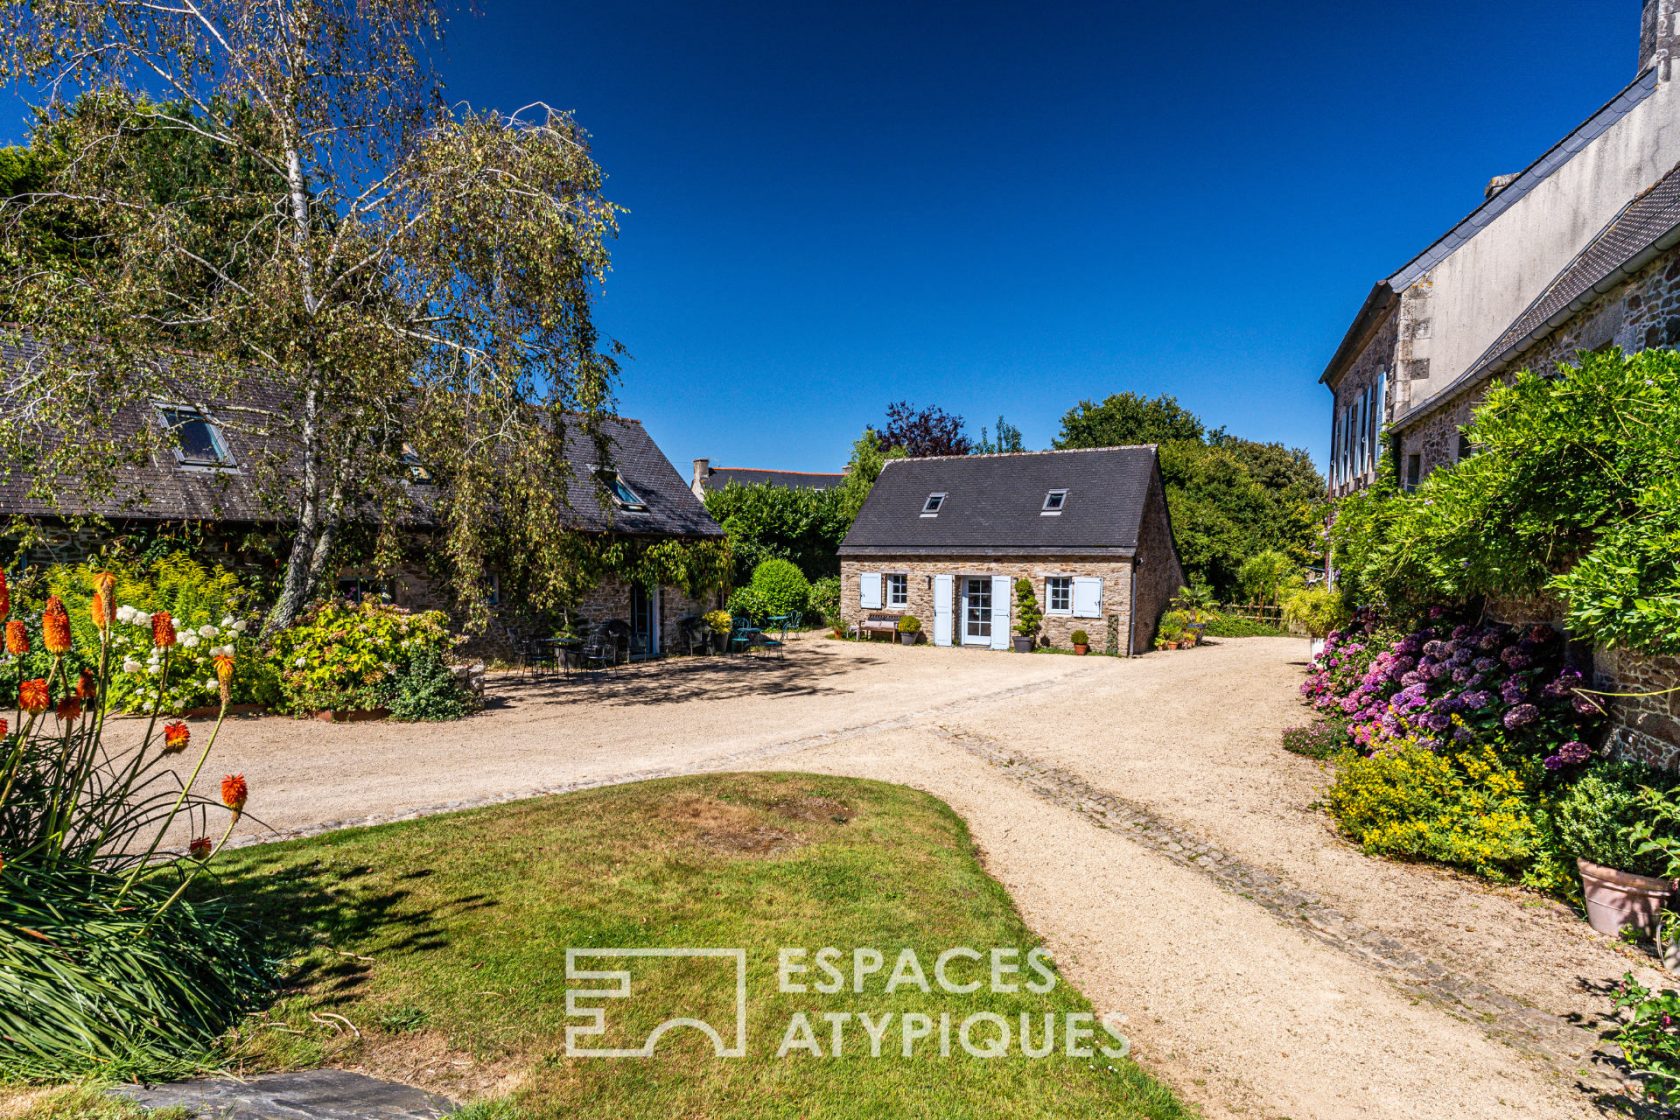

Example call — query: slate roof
[0,335,721,540]
[1407,158,1680,422]
[839,446,1163,558]
[702,467,846,491]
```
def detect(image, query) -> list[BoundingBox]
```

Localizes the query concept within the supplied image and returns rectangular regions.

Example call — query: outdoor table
[537,637,583,675]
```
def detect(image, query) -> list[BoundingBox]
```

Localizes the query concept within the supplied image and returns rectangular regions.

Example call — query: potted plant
[896,614,922,646]
[1556,762,1679,938]
[1070,629,1090,656]
[1282,586,1346,662]
[1012,578,1041,653]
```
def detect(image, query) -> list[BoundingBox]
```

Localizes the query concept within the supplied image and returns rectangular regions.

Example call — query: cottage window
[156,405,233,468]
[921,492,946,516]
[1042,489,1067,514]
[596,468,647,511]
[1456,431,1473,463]
[885,573,909,608]
[1405,454,1422,491]
[1046,576,1072,615]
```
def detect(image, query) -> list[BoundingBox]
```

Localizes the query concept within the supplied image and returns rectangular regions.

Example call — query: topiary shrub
[1554,760,1676,876]
[1013,578,1042,640]
[1070,629,1090,646]
[748,558,810,617]
[897,614,921,634]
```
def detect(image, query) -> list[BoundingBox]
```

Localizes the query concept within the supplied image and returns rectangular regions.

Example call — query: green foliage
[1331,348,1680,653]
[1236,549,1304,605]
[1012,578,1042,639]
[702,482,848,584]
[1201,612,1287,638]
[837,428,906,526]
[388,646,477,723]
[268,601,454,715]
[1281,719,1350,760]
[1325,741,1567,890]
[702,609,733,637]
[725,586,767,619]
[1612,973,1680,1106]
[0,865,273,1081]
[1553,761,1677,876]
[747,558,811,617]
[1054,395,1326,596]
[896,614,922,634]
[1069,629,1090,646]
[974,415,1025,454]
[807,576,842,628]
[1281,586,1345,638]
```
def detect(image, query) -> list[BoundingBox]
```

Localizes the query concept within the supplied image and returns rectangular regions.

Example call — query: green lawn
[209,773,1193,1119]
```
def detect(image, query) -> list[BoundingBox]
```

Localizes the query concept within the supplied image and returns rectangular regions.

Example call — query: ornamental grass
[0,570,272,1081]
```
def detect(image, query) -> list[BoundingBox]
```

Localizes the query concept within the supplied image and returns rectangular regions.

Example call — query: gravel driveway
[149,637,1660,1119]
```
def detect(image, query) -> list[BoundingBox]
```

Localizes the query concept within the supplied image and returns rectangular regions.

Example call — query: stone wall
[1130,470,1185,652]
[839,556,1142,653]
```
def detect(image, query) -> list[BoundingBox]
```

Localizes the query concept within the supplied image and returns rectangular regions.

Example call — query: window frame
[1045,576,1073,616]
[155,404,235,469]
[884,572,909,609]
[594,466,648,512]
[1041,489,1068,515]
[920,492,946,517]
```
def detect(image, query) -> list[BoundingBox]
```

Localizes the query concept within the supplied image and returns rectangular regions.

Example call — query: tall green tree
[702,482,848,584]
[837,428,905,525]
[0,0,623,633]
[1055,393,1325,597]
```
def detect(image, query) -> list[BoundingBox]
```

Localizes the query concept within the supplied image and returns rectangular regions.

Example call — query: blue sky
[9,3,1640,476]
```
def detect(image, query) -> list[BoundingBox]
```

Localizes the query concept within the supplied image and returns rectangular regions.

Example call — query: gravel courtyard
[158,637,1662,1120]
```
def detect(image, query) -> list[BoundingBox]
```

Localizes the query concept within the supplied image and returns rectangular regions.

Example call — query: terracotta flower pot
[1577,857,1675,936]
[1073,643,1089,656]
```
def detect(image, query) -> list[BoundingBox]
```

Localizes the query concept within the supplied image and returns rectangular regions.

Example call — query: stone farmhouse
[689,460,845,498]
[837,447,1182,655]
[0,338,725,658]
[1320,0,1680,766]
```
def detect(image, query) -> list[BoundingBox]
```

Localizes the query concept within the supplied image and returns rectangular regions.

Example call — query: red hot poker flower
[5,620,27,657]
[0,719,7,740]
[220,773,248,815]
[19,679,49,714]
[55,697,82,723]
[41,596,71,655]
[189,836,213,860]
[152,610,177,649]
[76,669,97,702]
[161,721,191,755]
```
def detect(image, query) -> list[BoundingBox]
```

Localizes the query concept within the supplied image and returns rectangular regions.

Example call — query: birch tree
[0,0,623,633]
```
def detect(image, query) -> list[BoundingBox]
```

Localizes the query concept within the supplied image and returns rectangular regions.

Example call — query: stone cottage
[689,460,845,498]
[837,447,1182,655]
[1319,0,1680,764]
[0,338,725,657]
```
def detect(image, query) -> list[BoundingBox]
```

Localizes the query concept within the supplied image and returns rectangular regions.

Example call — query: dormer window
[921,492,946,517]
[400,444,434,485]
[596,467,647,511]
[156,405,233,468]
[1042,489,1068,514]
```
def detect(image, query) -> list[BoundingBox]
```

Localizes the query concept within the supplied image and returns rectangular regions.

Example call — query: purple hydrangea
[1503,703,1539,730]
[1461,690,1494,709]
[1473,657,1498,674]
[1500,678,1527,705]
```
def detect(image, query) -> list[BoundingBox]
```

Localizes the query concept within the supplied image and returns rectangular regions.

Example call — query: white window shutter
[860,572,882,610]
[1072,577,1103,619]
[933,574,954,647]
[989,575,1011,650]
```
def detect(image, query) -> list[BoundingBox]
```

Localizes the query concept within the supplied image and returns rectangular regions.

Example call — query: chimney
[1643,0,1679,78]
[1484,173,1521,201]
[691,457,710,496]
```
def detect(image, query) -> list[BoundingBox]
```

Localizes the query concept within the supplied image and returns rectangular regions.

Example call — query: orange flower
[91,577,115,631]
[152,610,176,649]
[188,836,213,860]
[75,668,96,702]
[213,653,235,705]
[19,679,49,714]
[0,718,7,740]
[5,620,27,657]
[220,773,248,815]
[55,697,81,722]
[41,596,71,655]
[161,721,190,754]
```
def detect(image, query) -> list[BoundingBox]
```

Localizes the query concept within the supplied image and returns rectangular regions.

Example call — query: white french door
[961,577,992,646]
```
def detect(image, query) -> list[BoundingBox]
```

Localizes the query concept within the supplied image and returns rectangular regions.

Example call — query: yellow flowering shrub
[1326,737,1570,891]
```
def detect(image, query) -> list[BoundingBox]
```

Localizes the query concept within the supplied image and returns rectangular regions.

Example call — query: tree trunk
[264,381,322,636]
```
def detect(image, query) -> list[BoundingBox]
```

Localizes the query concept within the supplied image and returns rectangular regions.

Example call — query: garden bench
[859,612,903,640]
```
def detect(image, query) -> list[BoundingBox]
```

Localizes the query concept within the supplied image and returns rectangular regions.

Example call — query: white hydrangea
[232,620,249,633]
[198,624,218,639]
[121,658,142,673]
[203,679,217,692]
[221,616,235,628]
[116,605,135,624]
[179,633,201,649]
[294,656,306,667]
